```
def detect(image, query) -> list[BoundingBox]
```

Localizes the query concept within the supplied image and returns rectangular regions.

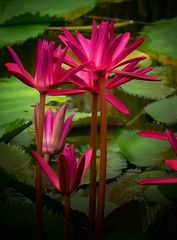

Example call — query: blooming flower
[5,39,89,92]
[59,20,159,78]
[34,104,74,155]
[138,128,177,185]
[32,144,92,194]
[47,20,159,113]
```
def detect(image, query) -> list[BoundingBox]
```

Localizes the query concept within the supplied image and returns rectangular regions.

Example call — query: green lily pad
[0,142,35,186]
[145,96,177,125]
[117,130,171,167]
[140,17,177,65]
[0,0,96,25]
[0,24,48,48]
[120,66,176,100]
[71,192,118,217]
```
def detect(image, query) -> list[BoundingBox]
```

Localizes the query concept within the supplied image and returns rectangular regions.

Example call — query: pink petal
[59,114,74,149]
[91,20,98,58]
[165,159,177,171]
[115,71,160,81]
[112,32,131,62]
[105,92,129,114]
[76,31,91,59]
[5,63,35,88]
[166,129,177,155]
[47,88,87,96]
[139,177,177,185]
[57,153,70,193]
[79,148,93,178]
[112,56,146,70]
[66,40,88,63]
[138,130,168,139]
[44,108,53,152]
[62,28,80,49]
[32,151,60,190]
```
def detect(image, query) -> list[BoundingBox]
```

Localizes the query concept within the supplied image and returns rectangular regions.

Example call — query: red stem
[35,92,46,239]
[96,75,107,238]
[64,194,72,240]
[89,93,98,238]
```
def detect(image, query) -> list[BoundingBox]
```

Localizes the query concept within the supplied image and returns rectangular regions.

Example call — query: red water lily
[138,128,177,185]
[34,104,74,155]
[32,144,92,194]
[5,39,89,93]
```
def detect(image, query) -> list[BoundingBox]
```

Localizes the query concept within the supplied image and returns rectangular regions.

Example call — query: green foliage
[0,202,64,240]
[143,186,171,204]
[120,66,175,100]
[145,96,177,125]
[0,0,96,25]
[158,173,177,200]
[0,118,32,143]
[0,169,9,192]
[117,130,171,167]
[71,192,118,217]
[0,24,48,48]
[0,142,35,186]
[140,17,177,65]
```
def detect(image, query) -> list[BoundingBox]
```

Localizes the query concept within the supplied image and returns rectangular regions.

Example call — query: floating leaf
[145,96,177,125]
[0,119,32,143]
[120,66,175,100]
[0,24,48,48]
[0,0,96,24]
[117,130,171,167]
[140,17,177,65]
[0,142,35,186]
[71,192,118,217]
[144,186,171,204]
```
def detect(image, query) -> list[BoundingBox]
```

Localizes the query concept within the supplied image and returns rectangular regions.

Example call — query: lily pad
[0,24,48,48]
[0,142,35,186]
[120,66,176,100]
[145,96,177,125]
[140,17,177,65]
[117,130,171,167]
[0,0,96,24]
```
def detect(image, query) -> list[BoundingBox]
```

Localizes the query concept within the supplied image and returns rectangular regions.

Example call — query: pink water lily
[59,20,159,79]
[5,39,89,92]
[34,104,74,155]
[32,144,92,194]
[138,128,177,185]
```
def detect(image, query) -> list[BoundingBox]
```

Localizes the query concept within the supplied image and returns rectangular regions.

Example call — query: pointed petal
[115,71,160,81]
[76,31,91,59]
[165,159,177,171]
[105,92,129,114]
[66,40,88,63]
[70,155,86,192]
[32,151,60,190]
[62,28,80,48]
[59,114,74,149]
[138,130,168,139]
[79,148,92,178]
[47,88,87,96]
[166,129,177,155]
[57,153,70,193]
[91,19,98,58]
[139,177,177,185]
[5,63,35,88]
[44,108,53,153]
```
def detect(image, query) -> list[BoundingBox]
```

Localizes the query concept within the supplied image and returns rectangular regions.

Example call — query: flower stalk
[89,93,99,237]
[64,194,72,240]
[35,92,46,239]
[96,75,107,238]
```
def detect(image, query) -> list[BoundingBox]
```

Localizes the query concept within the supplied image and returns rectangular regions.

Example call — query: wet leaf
[145,96,177,125]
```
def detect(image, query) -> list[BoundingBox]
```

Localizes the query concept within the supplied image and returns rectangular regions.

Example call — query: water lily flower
[32,144,92,194]
[5,39,89,93]
[138,128,177,185]
[59,20,159,80]
[34,104,74,155]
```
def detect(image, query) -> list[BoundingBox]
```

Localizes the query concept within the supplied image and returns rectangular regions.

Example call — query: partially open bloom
[138,128,177,185]
[32,144,92,194]
[5,39,89,92]
[34,104,74,155]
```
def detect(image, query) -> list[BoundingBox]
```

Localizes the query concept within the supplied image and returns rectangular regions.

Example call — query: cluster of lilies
[5,19,177,240]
